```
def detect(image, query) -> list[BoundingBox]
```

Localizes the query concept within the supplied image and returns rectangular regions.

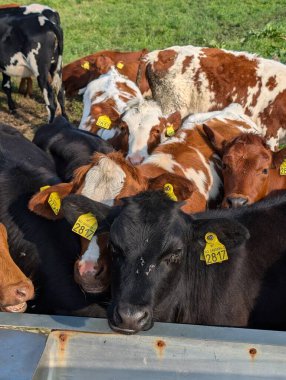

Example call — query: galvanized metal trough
[1,312,286,379]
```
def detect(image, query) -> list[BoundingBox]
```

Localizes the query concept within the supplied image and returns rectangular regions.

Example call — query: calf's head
[120,100,181,164]
[204,127,286,207]
[0,224,34,312]
[61,192,249,334]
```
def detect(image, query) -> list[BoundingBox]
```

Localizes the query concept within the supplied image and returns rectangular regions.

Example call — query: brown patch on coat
[199,49,260,111]
[153,49,178,77]
[116,82,137,97]
[266,76,277,91]
[181,55,193,74]
[259,89,286,146]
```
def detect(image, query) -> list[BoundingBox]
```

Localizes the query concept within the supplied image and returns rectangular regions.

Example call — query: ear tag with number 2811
[200,232,228,265]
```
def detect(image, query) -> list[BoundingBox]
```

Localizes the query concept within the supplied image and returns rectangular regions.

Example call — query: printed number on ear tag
[48,192,61,215]
[40,186,60,215]
[96,115,111,129]
[81,61,90,70]
[116,61,124,69]
[72,213,98,241]
[166,125,175,137]
[200,232,228,265]
[280,160,286,175]
[164,183,178,201]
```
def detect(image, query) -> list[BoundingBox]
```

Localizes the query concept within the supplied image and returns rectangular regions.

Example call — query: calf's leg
[2,73,16,112]
[37,73,57,123]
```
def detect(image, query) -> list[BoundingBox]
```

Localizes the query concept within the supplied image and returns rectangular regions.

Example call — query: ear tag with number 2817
[200,232,228,265]
[72,213,98,241]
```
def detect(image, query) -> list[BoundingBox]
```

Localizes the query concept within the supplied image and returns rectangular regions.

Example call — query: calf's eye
[262,168,268,174]
[163,249,183,265]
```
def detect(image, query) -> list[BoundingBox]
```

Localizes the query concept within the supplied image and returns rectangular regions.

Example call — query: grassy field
[0,0,286,135]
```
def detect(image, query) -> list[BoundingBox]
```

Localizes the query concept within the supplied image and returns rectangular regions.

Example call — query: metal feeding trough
[1,312,286,379]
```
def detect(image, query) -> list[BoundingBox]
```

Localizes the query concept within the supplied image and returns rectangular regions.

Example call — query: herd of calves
[1,4,286,334]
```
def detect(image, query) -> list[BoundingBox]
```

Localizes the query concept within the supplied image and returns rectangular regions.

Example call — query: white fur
[124,100,163,160]
[38,16,46,26]
[81,156,126,206]
[80,236,100,263]
[22,4,53,14]
[3,43,41,78]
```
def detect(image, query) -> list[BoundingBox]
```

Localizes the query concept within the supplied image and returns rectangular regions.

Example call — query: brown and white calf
[204,129,286,207]
[0,223,34,313]
[146,45,286,150]
[63,49,150,97]
[78,67,144,145]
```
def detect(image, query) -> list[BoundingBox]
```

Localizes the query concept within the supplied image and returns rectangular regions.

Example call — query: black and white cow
[61,191,286,333]
[0,9,66,122]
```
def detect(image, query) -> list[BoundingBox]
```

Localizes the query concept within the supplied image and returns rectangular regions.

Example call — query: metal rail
[0,312,286,379]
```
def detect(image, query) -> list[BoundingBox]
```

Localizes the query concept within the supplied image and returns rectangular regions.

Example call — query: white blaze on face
[81,156,126,206]
[124,100,163,162]
[38,16,46,26]
[79,67,143,132]
[79,235,101,268]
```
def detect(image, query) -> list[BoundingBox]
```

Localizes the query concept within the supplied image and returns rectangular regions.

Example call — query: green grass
[1,0,286,129]
[2,0,286,64]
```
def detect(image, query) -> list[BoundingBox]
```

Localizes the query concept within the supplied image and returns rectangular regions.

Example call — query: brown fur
[63,49,150,97]
[0,223,34,307]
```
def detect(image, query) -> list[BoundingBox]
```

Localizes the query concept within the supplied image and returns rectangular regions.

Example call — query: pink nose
[128,153,144,165]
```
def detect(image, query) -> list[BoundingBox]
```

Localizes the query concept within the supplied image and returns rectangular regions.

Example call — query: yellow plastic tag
[48,192,61,215]
[81,61,90,71]
[116,61,124,69]
[201,232,228,265]
[40,185,50,192]
[72,212,98,241]
[280,160,286,175]
[96,115,111,130]
[164,183,178,201]
[166,125,175,137]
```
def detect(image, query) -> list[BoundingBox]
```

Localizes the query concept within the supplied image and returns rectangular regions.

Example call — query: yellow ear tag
[164,183,178,201]
[40,186,60,215]
[48,192,61,215]
[81,61,90,71]
[166,125,175,137]
[96,115,111,130]
[116,61,124,69]
[200,232,228,265]
[72,212,98,241]
[280,160,286,175]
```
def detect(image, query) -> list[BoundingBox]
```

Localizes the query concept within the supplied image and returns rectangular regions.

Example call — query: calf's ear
[203,124,227,155]
[62,194,120,232]
[28,183,73,220]
[272,148,286,169]
[192,218,250,250]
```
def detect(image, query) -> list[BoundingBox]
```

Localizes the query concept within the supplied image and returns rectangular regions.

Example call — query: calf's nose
[128,153,144,165]
[114,303,152,332]
[13,280,34,302]
[226,196,248,208]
